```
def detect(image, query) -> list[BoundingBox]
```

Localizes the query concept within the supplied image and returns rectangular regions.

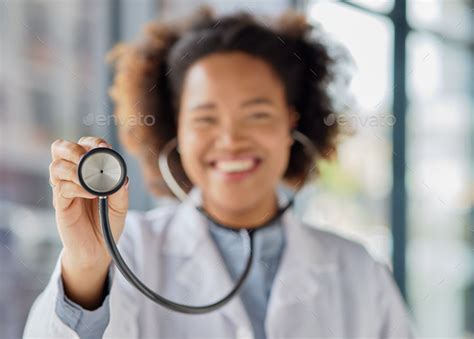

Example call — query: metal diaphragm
[77,147,127,196]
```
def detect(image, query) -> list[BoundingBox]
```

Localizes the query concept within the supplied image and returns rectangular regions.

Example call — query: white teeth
[215,159,256,173]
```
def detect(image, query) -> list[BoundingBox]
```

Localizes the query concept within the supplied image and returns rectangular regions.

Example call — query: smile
[210,157,262,181]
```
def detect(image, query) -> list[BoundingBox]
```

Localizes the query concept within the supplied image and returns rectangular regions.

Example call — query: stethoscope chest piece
[77,147,127,197]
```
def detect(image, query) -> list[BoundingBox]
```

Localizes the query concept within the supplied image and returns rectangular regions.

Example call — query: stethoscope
[76,145,298,314]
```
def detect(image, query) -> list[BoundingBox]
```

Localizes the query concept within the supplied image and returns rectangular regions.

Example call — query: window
[0,1,111,335]
[305,0,473,336]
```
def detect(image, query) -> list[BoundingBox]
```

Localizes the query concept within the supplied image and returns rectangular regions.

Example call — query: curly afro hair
[107,7,351,198]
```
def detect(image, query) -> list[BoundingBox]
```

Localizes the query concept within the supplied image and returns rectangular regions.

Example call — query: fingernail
[99,142,110,148]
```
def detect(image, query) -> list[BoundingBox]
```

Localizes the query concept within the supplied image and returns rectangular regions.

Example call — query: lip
[208,155,261,165]
[210,157,262,182]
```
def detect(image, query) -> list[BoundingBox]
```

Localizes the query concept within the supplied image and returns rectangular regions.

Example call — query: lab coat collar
[161,183,292,257]
[162,183,338,268]
[162,183,339,334]
[163,185,288,332]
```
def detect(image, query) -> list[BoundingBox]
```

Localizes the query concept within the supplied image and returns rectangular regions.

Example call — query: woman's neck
[201,191,278,229]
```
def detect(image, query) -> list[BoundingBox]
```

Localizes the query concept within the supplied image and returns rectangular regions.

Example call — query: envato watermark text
[82,113,156,127]
[323,113,396,128]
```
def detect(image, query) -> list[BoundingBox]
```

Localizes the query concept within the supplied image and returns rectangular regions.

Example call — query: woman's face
[177,52,298,214]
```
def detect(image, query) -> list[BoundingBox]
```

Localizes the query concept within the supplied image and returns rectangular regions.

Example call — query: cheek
[178,122,293,185]
[177,128,209,183]
[259,130,293,173]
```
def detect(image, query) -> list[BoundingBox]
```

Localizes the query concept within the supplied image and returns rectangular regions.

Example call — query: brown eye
[194,116,217,124]
[251,112,271,119]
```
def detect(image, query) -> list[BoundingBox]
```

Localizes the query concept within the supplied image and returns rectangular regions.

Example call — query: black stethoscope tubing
[100,197,242,314]
[80,147,294,314]
[99,198,293,314]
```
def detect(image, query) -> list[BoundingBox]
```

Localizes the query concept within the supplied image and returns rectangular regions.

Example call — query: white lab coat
[24,185,415,338]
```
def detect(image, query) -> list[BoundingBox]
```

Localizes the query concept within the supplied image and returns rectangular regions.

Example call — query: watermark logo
[82,113,156,127]
[323,113,396,128]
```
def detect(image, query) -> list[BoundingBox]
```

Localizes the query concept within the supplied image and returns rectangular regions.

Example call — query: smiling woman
[24,6,414,339]
[176,52,299,228]
[106,7,348,201]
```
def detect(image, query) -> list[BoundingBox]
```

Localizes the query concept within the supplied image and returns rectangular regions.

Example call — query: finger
[53,180,96,210]
[78,136,111,151]
[108,176,129,216]
[49,159,81,187]
[51,139,88,164]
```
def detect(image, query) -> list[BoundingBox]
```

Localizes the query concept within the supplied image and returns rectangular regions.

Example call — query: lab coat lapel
[266,202,341,335]
[162,186,252,333]
[162,184,322,335]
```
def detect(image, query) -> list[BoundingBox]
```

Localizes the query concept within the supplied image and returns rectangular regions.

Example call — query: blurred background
[0,0,472,337]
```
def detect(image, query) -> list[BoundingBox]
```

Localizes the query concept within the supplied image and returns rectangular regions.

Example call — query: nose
[214,121,248,150]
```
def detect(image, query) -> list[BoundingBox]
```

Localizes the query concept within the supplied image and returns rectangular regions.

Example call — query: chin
[212,186,249,201]
[206,186,259,210]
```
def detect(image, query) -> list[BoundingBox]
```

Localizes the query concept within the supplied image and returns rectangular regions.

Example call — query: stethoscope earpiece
[78,147,127,197]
